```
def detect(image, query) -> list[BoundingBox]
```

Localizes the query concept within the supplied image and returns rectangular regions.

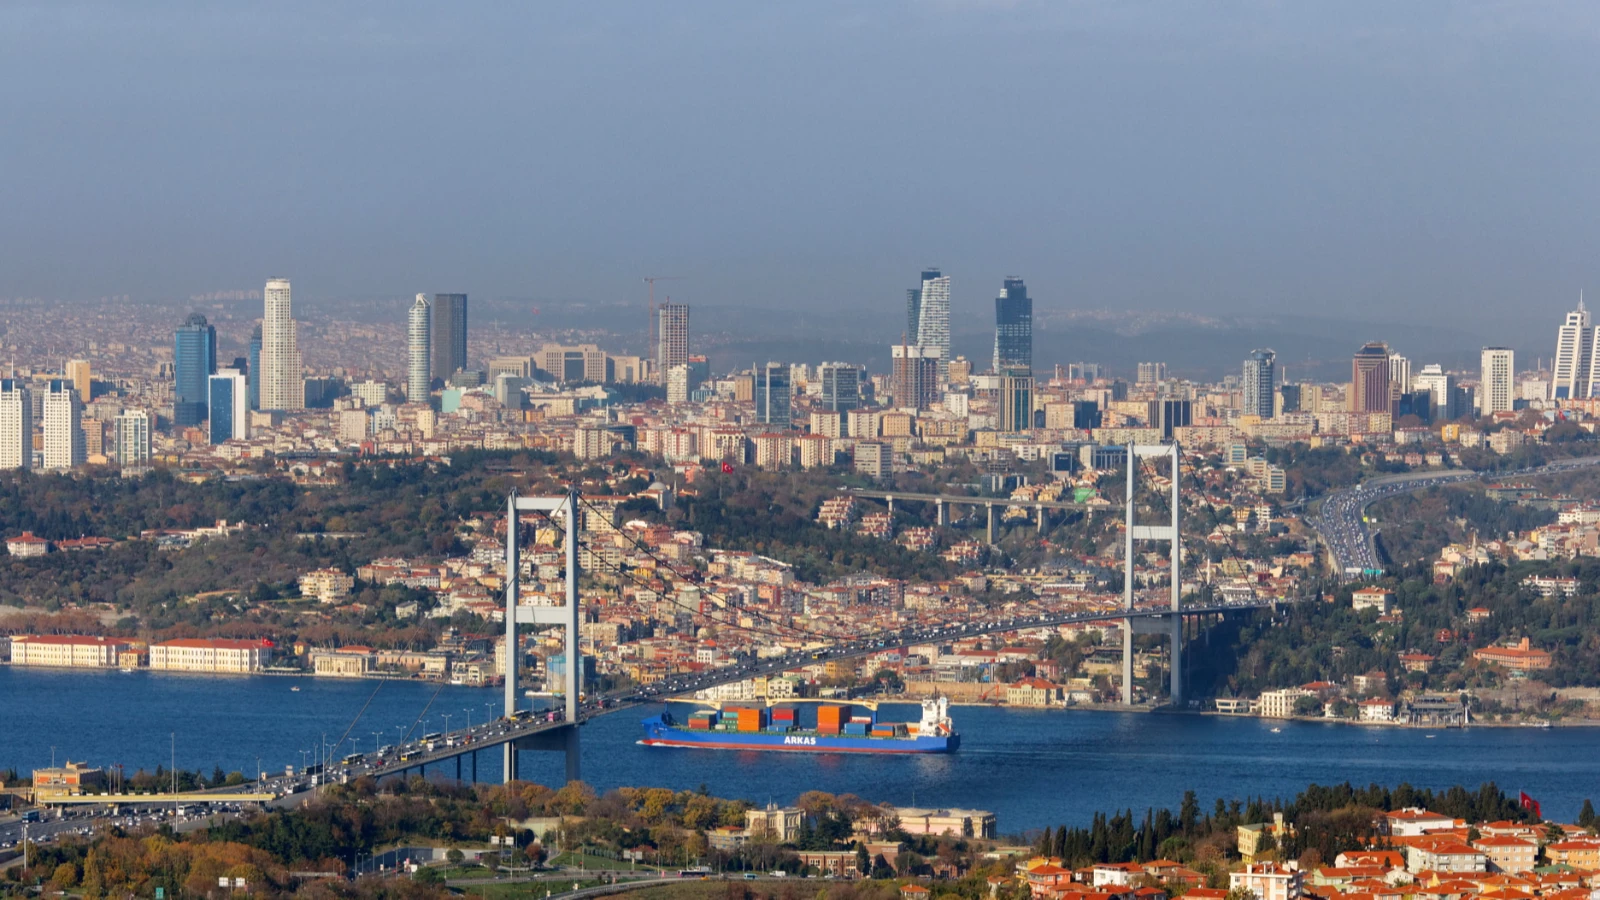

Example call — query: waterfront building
[259,277,303,411]
[0,379,31,471]
[407,293,432,401]
[1480,347,1514,415]
[10,634,129,668]
[42,379,85,470]
[993,276,1032,374]
[114,410,151,465]
[174,313,217,426]
[430,293,468,382]
[149,638,272,673]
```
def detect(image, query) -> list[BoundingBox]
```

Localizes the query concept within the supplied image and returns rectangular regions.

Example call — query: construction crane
[643,276,686,380]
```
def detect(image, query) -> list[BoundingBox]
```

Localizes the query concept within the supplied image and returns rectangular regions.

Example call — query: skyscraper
[1552,297,1595,399]
[891,343,940,410]
[0,380,31,470]
[1241,349,1276,419]
[999,368,1035,432]
[993,277,1032,374]
[1480,347,1515,415]
[42,379,85,470]
[208,371,249,444]
[817,363,862,413]
[407,294,432,401]
[174,313,217,427]
[657,303,690,379]
[115,410,151,466]
[430,293,468,382]
[1350,342,1392,413]
[247,325,262,411]
[1414,364,1456,421]
[908,269,950,385]
[755,363,792,428]
[260,278,303,411]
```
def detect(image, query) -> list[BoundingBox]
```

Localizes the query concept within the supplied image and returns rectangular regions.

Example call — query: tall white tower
[0,379,31,470]
[42,379,85,470]
[260,277,303,410]
[1480,347,1515,415]
[1552,296,1592,400]
[915,271,951,386]
[114,409,151,466]
[408,293,432,401]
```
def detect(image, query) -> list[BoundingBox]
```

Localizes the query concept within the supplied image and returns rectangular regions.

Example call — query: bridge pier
[471,751,476,783]
[1036,503,1046,534]
[456,756,461,782]
[885,494,894,517]
[936,499,948,526]
[986,503,996,545]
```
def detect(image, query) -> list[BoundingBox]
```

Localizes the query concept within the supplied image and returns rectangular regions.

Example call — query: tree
[446,848,465,865]
[1579,799,1596,831]
[856,843,871,875]
[414,866,445,886]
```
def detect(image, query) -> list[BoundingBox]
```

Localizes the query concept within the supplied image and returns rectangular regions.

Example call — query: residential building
[657,302,690,378]
[1413,364,1457,420]
[65,359,91,403]
[1350,342,1391,413]
[299,568,355,604]
[1229,863,1302,900]
[6,532,50,557]
[1404,837,1485,874]
[1137,362,1167,384]
[1351,587,1394,613]
[1383,808,1459,837]
[1472,835,1537,873]
[1544,839,1600,869]
[407,293,432,400]
[208,371,249,444]
[42,379,85,470]
[666,365,690,404]
[1257,687,1315,718]
[892,343,940,410]
[259,277,303,411]
[114,410,151,465]
[1472,637,1552,672]
[1242,349,1276,419]
[149,638,272,673]
[0,379,31,470]
[908,268,951,384]
[993,276,1032,374]
[1480,347,1514,415]
[352,380,388,406]
[430,293,468,382]
[855,441,891,477]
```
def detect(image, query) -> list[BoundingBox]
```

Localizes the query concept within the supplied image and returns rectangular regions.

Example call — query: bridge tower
[1122,444,1184,708]
[503,489,582,784]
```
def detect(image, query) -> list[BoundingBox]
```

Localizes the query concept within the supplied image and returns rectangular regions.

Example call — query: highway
[1313,455,1600,577]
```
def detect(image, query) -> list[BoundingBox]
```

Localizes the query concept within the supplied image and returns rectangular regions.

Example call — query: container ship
[640,697,958,754]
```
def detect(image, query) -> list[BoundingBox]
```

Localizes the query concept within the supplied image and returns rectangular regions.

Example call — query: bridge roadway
[1313,455,1600,577]
[308,598,1286,785]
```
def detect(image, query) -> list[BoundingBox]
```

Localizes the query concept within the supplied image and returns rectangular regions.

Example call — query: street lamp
[443,714,453,734]
[373,731,383,753]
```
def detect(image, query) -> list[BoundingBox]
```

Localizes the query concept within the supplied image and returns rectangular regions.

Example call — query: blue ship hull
[640,715,958,754]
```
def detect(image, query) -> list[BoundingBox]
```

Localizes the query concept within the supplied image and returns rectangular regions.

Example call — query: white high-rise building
[1413,364,1456,421]
[42,379,85,470]
[1388,354,1412,403]
[666,364,690,404]
[0,379,31,470]
[259,277,303,411]
[1480,348,1515,416]
[407,293,432,401]
[1553,297,1596,400]
[208,371,250,444]
[114,410,151,466]
[913,271,951,385]
[1241,349,1276,419]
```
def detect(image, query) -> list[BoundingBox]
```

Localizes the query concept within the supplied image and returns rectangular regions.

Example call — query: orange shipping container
[736,709,762,731]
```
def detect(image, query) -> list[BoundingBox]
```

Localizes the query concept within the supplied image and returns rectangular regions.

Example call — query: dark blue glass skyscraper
[993,277,1032,374]
[248,324,262,411]
[174,313,216,427]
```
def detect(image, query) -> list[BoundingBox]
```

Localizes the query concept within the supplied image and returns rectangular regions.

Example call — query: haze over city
[5,1,1600,353]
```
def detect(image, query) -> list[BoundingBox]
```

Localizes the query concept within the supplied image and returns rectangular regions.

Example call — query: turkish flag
[1520,791,1542,820]
[721,461,734,474]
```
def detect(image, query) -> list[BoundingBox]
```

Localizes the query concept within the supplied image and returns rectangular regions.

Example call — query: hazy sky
[3,1,1599,336]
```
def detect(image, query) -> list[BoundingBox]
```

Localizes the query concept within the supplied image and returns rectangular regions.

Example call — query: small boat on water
[1269,727,1281,733]
[290,686,301,692]
[119,667,135,674]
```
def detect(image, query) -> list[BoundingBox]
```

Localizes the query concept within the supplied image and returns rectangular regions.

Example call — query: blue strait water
[5,667,1595,833]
